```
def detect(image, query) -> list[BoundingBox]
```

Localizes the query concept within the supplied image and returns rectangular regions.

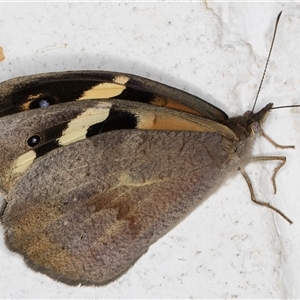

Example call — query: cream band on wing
[79,76,130,100]
[58,102,112,145]
[12,150,36,174]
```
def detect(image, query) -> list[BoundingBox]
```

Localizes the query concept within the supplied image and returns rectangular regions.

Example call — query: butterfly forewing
[0,71,228,121]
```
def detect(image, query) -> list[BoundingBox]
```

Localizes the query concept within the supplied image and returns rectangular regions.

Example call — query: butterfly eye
[27,135,41,147]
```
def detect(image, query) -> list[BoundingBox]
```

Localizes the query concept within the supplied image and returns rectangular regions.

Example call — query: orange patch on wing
[137,111,216,132]
[152,97,201,116]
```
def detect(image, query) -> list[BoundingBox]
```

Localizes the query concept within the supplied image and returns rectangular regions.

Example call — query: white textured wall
[0,2,300,298]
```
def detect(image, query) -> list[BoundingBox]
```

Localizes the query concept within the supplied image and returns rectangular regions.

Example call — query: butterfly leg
[239,169,293,224]
[261,129,294,149]
[251,155,286,194]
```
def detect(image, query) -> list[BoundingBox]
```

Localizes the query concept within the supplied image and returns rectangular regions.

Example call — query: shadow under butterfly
[0,12,295,286]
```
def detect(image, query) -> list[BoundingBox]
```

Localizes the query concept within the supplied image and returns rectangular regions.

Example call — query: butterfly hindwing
[0,81,237,285]
[2,125,235,285]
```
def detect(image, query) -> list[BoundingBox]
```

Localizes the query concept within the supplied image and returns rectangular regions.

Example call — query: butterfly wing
[0,71,228,121]
[2,128,236,286]
[0,99,237,285]
[0,99,236,194]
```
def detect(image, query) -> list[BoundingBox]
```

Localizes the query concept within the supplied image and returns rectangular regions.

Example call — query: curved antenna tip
[251,11,283,113]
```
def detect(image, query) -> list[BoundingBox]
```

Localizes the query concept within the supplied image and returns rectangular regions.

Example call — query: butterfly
[0,12,293,286]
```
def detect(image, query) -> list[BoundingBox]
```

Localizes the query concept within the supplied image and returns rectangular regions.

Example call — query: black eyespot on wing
[86,108,137,137]
[27,135,41,147]
[27,122,70,158]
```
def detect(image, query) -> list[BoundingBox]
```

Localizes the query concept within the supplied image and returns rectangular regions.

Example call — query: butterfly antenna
[251,11,282,113]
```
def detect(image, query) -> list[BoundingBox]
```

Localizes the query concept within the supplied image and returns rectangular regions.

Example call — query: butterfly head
[223,103,273,142]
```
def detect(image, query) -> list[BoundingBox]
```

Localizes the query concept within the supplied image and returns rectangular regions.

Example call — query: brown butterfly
[0,12,293,286]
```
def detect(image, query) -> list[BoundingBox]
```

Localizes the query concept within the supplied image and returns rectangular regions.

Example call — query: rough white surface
[0,2,300,298]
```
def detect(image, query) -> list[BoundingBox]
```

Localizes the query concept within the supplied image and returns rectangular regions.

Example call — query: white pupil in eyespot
[39,99,50,108]
[31,137,38,144]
